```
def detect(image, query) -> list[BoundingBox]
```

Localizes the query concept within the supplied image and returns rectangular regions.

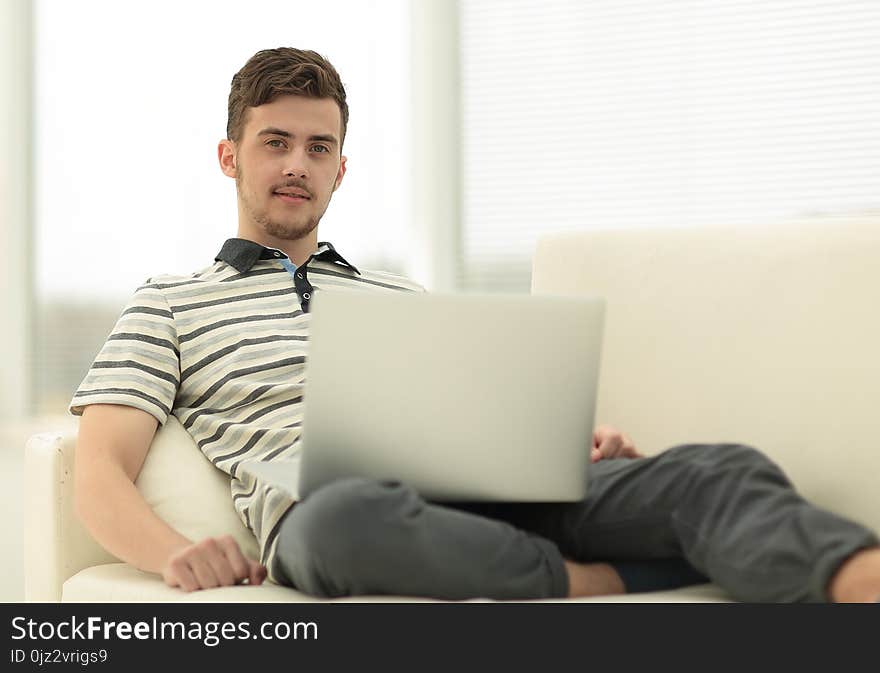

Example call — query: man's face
[223,95,346,243]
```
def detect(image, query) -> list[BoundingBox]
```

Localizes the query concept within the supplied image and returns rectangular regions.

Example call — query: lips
[273,188,311,199]
[275,193,309,203]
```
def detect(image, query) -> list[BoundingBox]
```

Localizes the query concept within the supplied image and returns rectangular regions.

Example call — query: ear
[218,139,237,178]
[333,155,347,192]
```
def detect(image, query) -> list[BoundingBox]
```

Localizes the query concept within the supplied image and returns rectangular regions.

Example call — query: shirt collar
[214,238,361,275]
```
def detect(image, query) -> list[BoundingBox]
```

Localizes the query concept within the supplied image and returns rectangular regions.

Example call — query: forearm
[75,459,191,575]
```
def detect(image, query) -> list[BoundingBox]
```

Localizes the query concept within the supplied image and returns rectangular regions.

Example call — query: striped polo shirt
[69,238,426,579]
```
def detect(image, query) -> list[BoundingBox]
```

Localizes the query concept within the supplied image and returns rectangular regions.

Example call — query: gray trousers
[272,443,878,602]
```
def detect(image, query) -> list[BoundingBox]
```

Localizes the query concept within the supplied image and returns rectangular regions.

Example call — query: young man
[71,48,880,602]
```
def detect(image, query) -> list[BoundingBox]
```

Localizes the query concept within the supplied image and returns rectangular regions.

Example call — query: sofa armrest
[24,430,118,602]
[24,414,261,602]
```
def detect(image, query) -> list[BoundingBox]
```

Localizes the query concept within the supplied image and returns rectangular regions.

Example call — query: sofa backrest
[531,217,880,535]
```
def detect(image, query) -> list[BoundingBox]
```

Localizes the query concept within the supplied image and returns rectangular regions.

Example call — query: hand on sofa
[591,425,644,463]
[161,535,267,592]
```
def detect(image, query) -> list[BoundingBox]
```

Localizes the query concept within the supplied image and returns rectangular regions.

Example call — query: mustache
[273,180,311,196]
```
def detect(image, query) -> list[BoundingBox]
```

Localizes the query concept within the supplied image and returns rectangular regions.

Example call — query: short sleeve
[68,280,181,426]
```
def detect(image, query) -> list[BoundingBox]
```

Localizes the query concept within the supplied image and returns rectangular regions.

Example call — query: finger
[178,563,201,593]
[593,425,611,448]
[187,548,222,589]
[206,555,238,587]
[167,557,200,593]
[248,560,268,586]
[621,435,641,459]
[217,536,250,583]
[199,538,238,587]
[590,447,602,463]
[598,434,623,459]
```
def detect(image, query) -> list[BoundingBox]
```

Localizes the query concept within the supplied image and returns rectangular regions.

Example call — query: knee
[667,442,789,487]
[277,478,420,596]
[293,477,418,549]
[706,443,780,473]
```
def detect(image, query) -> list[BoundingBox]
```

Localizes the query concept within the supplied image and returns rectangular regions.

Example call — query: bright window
[459,0,880,290]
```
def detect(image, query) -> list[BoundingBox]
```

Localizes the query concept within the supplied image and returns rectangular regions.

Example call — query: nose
[283,149,309,180]
[284,166,308,179]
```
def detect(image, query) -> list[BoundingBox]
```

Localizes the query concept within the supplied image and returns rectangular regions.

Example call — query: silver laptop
[245,290,605,503]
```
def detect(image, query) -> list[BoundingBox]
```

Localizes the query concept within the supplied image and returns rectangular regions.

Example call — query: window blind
[458,0,880,291]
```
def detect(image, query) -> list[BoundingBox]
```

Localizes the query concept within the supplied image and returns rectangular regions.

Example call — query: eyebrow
[256,127,338,146]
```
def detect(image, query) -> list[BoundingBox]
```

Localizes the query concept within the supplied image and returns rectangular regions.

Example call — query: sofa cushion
[62,564,731,603]
[62,564,317,603]
[135,415,260,561]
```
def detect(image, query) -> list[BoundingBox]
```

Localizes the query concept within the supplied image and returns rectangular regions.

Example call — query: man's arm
[74,403,266,591]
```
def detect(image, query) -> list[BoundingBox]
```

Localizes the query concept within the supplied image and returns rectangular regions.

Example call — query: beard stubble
[236,168,322,242]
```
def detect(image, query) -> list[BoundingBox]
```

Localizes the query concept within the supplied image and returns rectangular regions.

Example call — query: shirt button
[296,272,303,279]
[273,251,281,257]
[303,292,311,299]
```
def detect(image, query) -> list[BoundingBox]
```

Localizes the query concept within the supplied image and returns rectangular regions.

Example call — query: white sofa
[24,219,880,602]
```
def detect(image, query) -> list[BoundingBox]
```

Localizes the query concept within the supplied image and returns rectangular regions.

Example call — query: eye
[311,145,330,153]
[266,139,286,148]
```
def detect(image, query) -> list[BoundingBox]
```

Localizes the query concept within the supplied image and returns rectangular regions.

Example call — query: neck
[236,226,319,267]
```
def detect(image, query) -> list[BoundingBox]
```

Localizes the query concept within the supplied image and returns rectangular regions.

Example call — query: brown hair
[226,47,349,148]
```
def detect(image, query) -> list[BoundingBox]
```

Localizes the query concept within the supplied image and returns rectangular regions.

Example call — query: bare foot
[827,546,880,603]
[564,560,626,598]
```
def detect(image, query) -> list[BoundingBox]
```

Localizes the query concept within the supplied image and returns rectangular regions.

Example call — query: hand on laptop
[161,536,267,592]
[591,425,644,463]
